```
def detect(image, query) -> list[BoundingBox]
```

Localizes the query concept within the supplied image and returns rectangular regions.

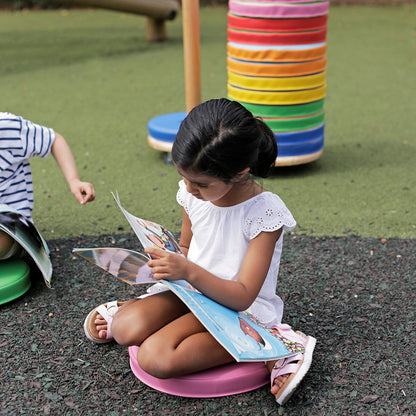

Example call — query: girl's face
[177,168,234,205]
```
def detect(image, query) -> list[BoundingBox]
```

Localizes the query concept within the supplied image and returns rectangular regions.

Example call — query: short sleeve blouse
[176,180,296,326]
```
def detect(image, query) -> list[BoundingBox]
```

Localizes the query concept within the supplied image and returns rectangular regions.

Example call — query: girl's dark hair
[171,98,277,181]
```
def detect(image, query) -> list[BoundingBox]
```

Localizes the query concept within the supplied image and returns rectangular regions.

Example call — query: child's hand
[70,179,96,205]
[145,247,188,281]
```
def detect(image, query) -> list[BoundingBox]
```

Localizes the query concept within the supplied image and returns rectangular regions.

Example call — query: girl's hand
[145,247,189,281]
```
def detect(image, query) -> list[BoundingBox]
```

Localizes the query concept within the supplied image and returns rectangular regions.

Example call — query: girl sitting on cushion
[84,98,315,405]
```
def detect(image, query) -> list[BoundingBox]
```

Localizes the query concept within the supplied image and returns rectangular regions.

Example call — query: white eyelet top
[176,180,296,326]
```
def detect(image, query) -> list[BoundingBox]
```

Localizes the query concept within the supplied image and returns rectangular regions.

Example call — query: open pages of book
[73,247,154,285]
[112,192,183,258]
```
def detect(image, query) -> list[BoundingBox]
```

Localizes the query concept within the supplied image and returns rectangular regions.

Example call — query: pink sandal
[270,325,316,405]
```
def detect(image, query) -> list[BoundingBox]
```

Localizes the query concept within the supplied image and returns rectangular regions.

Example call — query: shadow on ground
[1,233,415,415]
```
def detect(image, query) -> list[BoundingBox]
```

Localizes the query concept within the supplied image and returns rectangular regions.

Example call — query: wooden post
[182,0,201,113]
[145,18,167,42]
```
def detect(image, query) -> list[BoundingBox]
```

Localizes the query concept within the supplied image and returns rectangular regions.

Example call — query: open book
[73,192,304,362]
[0,205,52,287]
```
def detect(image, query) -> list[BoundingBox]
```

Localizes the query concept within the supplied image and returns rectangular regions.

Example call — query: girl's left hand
[145,247,189,281]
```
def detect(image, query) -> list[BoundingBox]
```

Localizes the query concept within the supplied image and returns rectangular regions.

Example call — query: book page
[112,192,183,258]
[73,247,155,285]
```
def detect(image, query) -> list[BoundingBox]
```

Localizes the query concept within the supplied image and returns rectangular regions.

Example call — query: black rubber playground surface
[1,232,414,415]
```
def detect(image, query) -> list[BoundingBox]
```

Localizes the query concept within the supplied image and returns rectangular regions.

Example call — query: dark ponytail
[172,98,277,181]
[250,117,278,178]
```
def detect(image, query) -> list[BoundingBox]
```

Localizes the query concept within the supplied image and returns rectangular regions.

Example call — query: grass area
[0,5,415,239]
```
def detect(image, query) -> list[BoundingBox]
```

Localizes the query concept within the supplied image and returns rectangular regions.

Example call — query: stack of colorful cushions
[227,0,329,166]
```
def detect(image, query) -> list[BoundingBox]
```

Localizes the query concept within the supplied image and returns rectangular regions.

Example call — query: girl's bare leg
[94,291,190,345]
[137,311,234,379]
[93,292,291,397]
[93,292,233,378]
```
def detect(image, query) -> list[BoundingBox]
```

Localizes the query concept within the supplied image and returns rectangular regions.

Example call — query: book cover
[0,205,52,287]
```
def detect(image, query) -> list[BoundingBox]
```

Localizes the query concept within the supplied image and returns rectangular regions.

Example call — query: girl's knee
[111,301,146,346]
[110,319,134,346]
[137,338,177,379]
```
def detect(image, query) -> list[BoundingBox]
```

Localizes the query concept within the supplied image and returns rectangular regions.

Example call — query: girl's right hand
[145,247,189,282]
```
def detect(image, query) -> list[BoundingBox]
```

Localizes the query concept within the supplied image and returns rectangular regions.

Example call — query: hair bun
[172,99,277,180]
[249,118,277,178]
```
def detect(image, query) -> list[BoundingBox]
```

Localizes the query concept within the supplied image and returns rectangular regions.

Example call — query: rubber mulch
[1,233,415,416]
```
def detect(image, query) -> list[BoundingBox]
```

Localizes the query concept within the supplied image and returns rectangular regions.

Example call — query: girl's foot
[267,360,290,395]
[83,301,122,343]
[268,334,316,405]
[94,312,110,339]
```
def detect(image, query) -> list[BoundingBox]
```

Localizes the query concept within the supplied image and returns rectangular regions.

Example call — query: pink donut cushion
[128,345,269,398]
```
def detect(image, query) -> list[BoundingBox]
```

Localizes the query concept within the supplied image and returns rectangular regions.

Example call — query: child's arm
[146,210,282,312]
[51,133,95,205]
[178,208,192,257]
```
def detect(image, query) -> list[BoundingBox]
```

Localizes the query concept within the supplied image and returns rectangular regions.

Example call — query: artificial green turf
[0,5,415,240]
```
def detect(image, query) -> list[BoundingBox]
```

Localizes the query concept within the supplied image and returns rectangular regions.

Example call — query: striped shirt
[0,112,55,220]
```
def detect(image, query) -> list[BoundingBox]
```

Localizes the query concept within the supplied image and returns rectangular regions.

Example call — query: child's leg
[110,291,190,346]
[88,292,187,343]
[0,230,18,259]
[90,291,192,344]
[136,311,234,379]
[90,291,234,378]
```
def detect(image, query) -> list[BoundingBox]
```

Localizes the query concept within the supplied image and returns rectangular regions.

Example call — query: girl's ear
[237,167,250,177]
[230,167,250,184]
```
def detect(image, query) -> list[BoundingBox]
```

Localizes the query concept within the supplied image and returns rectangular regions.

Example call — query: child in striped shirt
[0,112,95,260]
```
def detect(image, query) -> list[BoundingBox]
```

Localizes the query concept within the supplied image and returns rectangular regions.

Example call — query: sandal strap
[96,300,118,340]
[273,362,301,379]
[273,353,303,370]
[271,324,307,346]
[271,353,303,386]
